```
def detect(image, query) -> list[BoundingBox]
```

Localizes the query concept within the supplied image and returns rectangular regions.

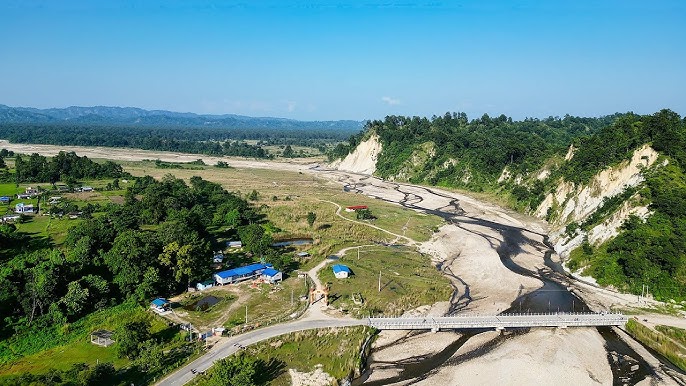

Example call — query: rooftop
[215,263,270,279]
[332,264,351,274]
[263,268,280,277]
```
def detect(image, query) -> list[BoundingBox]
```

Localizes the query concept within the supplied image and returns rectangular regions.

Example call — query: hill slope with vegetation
[332,109,686,301]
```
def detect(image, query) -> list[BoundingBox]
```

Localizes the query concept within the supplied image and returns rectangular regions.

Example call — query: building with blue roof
[262,268,283,284]
[0,196,10,204]
[150,298,171,313]
[214,263,272,285]
[332,264,352,279]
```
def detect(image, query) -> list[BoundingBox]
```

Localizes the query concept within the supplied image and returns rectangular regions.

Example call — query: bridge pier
[495,327,505,335]
[431,326,440,333]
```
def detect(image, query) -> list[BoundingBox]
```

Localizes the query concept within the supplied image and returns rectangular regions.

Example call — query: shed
[15,203,34,213]
[0,196,10,204]
[196,280,215,291]
[297,252,310,258]
[81,186,94,192]
[150,298,171,312]
[332,264,352,279]
[90,330,115,347]
[262,268,283,284]
[213,252,224,263]
[345,205,368,212]
[227,241,242,248]
[214,263,271,285]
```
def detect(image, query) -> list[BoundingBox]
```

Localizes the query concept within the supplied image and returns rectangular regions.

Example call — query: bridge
[367,312,628,331]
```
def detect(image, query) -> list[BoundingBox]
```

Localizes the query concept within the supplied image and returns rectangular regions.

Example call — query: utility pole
[378,271,381,292]
[245,305,248,325]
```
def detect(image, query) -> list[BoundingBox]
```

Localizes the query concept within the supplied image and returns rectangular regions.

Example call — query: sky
[0,0,684,121]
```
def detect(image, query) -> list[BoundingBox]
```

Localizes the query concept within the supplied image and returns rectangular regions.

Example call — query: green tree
[61,281,89,318]
[205,353,258,386]
[306,212,316,227]
[282,145,295,158]
[115,319,151,359]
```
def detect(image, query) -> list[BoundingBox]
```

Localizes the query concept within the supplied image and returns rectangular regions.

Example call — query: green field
[319,246,452,317]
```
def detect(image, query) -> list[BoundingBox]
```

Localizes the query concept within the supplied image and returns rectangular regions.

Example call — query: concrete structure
[367,312,629,332]
[15,203,34,213]
[262,268,283,284]
[332,264,351,279]
[196,280,214,291]
[214,263,271,285]
[90,330,115,347]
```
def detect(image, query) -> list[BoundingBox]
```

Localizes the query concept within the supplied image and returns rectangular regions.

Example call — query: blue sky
[0,0,684,120]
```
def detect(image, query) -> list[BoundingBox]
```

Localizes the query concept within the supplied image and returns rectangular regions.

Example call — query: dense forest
[0,155,294,382]
[337,109,686,301]
[6,151,128,184]
[0,124,275,158]
[363,112,618,189]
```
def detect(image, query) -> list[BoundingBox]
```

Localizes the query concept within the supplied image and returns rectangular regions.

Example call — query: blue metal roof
[151,298,169,307]
[215,263,268,279]
[263,268,280,277]
[332,264,351,274]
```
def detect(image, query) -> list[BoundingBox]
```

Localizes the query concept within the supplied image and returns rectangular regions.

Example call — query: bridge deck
[368,312,627,330]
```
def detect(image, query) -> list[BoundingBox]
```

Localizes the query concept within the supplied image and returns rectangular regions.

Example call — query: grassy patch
[222,278,310,330]
[0,302,145,372]
[319,246,452,317]
[625,319,686,371]
[193,326,373,386]
[246,326,373,385]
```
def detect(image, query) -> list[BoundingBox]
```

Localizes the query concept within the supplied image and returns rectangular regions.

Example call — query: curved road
[157,317,365,385]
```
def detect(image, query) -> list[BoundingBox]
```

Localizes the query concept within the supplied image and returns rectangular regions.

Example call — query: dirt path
[318,199,417,245]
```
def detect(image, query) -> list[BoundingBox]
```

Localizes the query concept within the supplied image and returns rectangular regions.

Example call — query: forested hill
[335,109,686,301]
[0,104,364,132]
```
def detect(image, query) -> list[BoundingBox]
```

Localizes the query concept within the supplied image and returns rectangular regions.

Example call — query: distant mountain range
[0,104,364,131]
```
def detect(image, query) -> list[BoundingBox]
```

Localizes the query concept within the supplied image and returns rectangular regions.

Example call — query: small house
[48,196,62,204]
[213,252,224,263]
[262,268,283,284]
[0,196,10,204]
[150,298,171,313]
[2,215,20,223]
[332,264,352,279]
[345,205,368,212]
[214,263,271,285]
[227,241,242,248]
[17,194,31,199]
[81,186,94,192]
[15,203,34,213]
[25,187,38,195]
[297,252,310,258]
[196,280,215,291]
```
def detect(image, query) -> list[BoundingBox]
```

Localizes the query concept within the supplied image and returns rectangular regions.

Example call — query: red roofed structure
[345,205,368,212]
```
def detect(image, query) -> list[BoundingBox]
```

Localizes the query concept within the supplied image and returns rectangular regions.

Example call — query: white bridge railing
[367,312,628,331]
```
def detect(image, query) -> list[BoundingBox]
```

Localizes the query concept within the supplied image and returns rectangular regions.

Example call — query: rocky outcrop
[537,144,659,258]
[334,134,382,175]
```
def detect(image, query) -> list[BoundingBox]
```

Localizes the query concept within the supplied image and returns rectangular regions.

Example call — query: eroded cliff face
[536,144,659,257]
[333,134,382,175]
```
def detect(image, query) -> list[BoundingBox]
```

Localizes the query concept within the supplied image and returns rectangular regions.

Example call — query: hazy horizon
[1,0,684,121]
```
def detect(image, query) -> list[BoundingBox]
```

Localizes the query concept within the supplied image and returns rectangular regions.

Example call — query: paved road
[156,318,364,386]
